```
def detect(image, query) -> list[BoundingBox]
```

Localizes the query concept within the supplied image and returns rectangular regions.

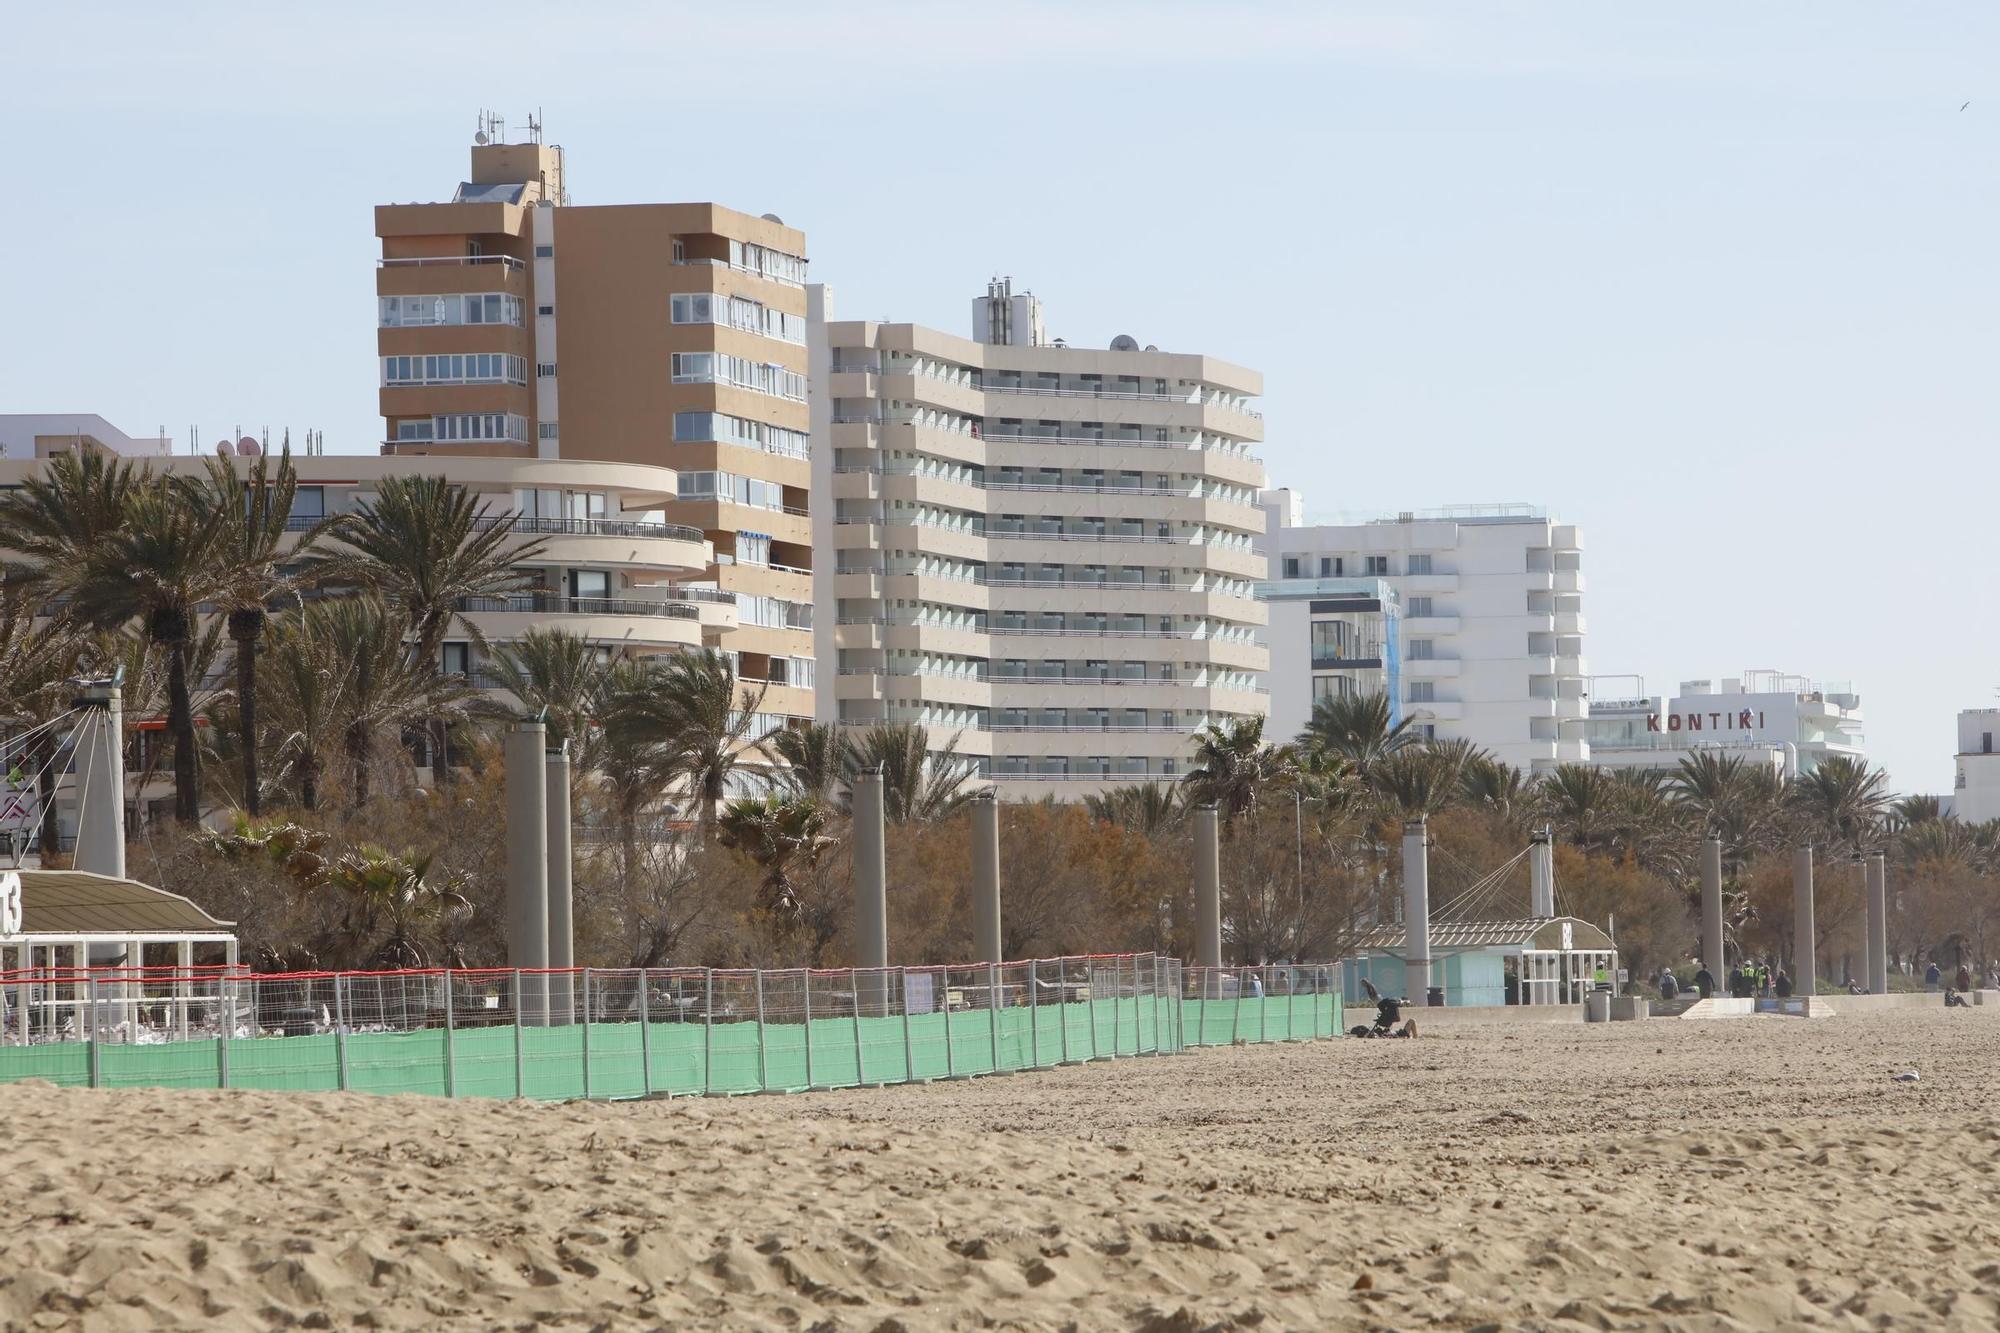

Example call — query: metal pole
[511,969,526,1098]
[580,968,591,1100]
[987,962,1000,1073]
[1194,806,1222,969]
[1868,854,1890,995]
[702,969,714,1096]
[638,971,653,1097]
[755,970,769,1092]
[87,978,100,1088]
[852,769,889,1016]
[971,793,1002,966]
[333,972,349,1092]
[1288,963,1297,1039]
[803,971,816,1090]
[1404,818,1432,1004]
[217,972,231,1090]
[1700,836,1725,987]
[1197,966,1208,1049]
[899,968,913,1083]
[853,969,867,1086]
[1792,844,1817,996]
[1085,961,1099,1060]
[442,971,456,1099]
[1060,960,1072,1064]
[545,742,575,1025]
[943,971,955,1078]
[1028,958,1040,1068]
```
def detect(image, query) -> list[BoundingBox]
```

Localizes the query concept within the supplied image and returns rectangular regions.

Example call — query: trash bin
[1426,986,1444,1007]
[1584,991,1612,1023]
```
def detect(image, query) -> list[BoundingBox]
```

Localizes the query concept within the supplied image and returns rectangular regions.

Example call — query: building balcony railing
[473,515,709,544]
[378,255,525,272]
[669,257,805,289]
[453,595,702,621]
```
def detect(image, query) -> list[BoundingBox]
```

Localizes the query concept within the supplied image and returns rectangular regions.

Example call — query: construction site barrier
[0,955,1342,1100]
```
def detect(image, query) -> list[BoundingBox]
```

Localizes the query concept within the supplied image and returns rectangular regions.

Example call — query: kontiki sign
[1647,711,1764,733]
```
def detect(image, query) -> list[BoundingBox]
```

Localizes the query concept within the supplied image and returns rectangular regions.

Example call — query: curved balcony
[451,594,708,651]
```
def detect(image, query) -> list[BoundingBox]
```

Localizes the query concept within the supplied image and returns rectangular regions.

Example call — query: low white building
[1258,494,1586,773]
[1582,671,1865,776]
[1952,708,2000,824]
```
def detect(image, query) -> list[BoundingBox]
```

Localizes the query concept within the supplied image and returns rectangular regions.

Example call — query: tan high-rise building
[376,126,816,726]
[812,280,1269,796]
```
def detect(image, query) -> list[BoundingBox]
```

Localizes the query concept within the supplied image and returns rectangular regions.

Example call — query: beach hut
[1343,916,1617,1007]
[0,868,238,1043]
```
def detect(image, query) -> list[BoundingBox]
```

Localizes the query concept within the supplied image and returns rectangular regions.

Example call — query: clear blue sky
[8,2,1995,793]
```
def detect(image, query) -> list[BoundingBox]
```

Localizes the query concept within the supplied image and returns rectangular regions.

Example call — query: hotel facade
[1581,671,1866,776]
[1257,496,1587,772]
[374,129,815,724]
[811,280,1269,794]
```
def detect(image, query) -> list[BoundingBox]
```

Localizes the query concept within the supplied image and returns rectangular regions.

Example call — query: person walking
[1925,960,1942,992]
[1955,963,1972,993]
[1694,964,1715,1000]
[1775,970,1793,999]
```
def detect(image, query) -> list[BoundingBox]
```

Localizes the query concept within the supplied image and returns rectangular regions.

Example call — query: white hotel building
[1582,671,1865,777]
[810,280,1269,795]
[1257,494,1587,772]
[1950,708,2000,823]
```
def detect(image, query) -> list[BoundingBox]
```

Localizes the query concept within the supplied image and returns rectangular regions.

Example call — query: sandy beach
[4,1008,1998,1330]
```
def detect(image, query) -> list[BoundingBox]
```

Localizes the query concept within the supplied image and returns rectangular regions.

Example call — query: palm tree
[1671,751,1778,869]
[1459,753,1530,827]
[1538,764,1619,854]
[196,448,348,814]
[716,793,838,925]
[1787,755,1892,856]
[848,722,977,823]
[1369,742,1469,821]
[339,474,547,777]
[260,608,352,811]
[70,473,232,824]
[324,846,471,969]
[316,596,467,807]
[488,627,614,772]
[771,721,856,801]
[1084,782,1183,835]
[605,649,774,837]
[0,449,141,596]
[1183,716,1293,824]
[1295,691,1416,778]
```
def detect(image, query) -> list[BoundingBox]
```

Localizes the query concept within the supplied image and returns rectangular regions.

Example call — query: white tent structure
[2,868,237,1044]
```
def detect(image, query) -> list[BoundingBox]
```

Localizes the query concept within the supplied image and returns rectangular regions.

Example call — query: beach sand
[4,1008,1998,1330]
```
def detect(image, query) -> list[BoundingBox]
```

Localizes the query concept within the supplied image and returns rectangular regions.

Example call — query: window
[534,244,554,258]
[538,305,554,316]
[1282,557,1300,579]
[569,570,611,600]
[1310,621,1350,660]
[672,411,810,459]
[670,352,807,401]
[1417,724,1436,741]
[378,293,524,328]
[1365,556,1388,576]
[1407,596,1432,618]
[381,354,528,386]
[737,532,771,566]
[290,487,325,520]
[1312,676,1356,702]
[1319,556,1336,577]
[441,643,471,678]
[538,422,559,440]
[398,413,529,443]
[1408,553,1433,575]
[1408,639,1435,660]
[1409,681,1436,703]
[537,363,558,378]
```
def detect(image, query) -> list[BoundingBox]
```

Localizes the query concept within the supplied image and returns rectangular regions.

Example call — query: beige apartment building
[376,127,816,724]
[810,280,1269,795]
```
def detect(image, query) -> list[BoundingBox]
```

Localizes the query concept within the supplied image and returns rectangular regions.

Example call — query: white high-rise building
[1952,708,2000,823]
[1583,671,1865,777]
[811,280,1269,796]
[1257,494,1586,772]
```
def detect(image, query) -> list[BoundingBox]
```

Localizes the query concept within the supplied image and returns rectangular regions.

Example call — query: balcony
[455,595,702,620]
[379,255,525,272]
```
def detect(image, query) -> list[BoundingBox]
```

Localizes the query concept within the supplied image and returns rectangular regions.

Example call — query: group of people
[1673,960,1794,1000]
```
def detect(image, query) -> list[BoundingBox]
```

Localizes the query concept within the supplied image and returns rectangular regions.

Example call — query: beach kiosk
[1344,916,1617,1008]
[0,868,238,1044]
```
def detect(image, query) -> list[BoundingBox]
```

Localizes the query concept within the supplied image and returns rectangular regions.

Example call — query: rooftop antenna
[528,110,543,144]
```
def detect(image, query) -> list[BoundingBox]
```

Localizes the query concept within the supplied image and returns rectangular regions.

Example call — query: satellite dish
[1110,334,1140,351]
[475,130,491,145]
[760,212,783,224]
[215,440,234,456]
[239,439,262,458]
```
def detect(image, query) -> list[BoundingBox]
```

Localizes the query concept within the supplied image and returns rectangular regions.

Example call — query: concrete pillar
[1791,844,1816,996]
[1866,853,1889,995]
[852,768,888,1015]
[504,721,549,1024]
[1528,828,1554,919]
[1700,837,1725,983]
[1403,818,1432,1004]
[1192,804,1222,970]
[545,742,575,1025]
[970,792,1002,964]
[72,682,125,880]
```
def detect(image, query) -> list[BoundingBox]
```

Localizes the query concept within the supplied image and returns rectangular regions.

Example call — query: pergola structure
[1,869,237,1044]
[1345,916,1618,1007]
